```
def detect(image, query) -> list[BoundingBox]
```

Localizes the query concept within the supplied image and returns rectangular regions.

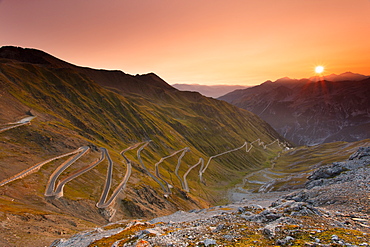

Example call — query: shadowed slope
[220,76,370,145]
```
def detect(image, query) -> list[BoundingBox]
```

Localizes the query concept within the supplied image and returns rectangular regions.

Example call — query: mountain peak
[0,46,74,68]
[274,77,298,84]
[278,76,291,81]
[0,46,174,94]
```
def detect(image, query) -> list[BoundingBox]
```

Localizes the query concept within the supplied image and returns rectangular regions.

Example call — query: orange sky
[1,0,369,85]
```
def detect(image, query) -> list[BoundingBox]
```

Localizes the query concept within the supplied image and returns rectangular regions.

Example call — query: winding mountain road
[96,143,144,208]
[199,139,286,183]
[1,124,288,208]
[175,147,190,190]
[0,116,35,133]
[183,158,204,192]
[45,146,90,197]
[49,148,106,198]
[136,141,169,195]
[154,147,189,194]
[0,146,85,187]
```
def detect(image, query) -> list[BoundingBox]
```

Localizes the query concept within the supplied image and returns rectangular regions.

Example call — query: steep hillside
[219,74,370,145]
[0,46,286,246]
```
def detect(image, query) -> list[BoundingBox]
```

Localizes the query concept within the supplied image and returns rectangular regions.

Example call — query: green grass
[0,55,288,230]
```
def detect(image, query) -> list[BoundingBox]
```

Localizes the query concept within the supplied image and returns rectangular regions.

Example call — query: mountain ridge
[0,46,288,246]
[0,46,175,99]
[219,73,370,145]
[171,84,249,98]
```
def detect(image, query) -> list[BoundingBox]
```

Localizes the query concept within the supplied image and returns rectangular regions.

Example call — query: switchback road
[1,133,287,209]
[0,116,35,133]
[96,144,140,208]
[0,147,85,187]
[199,139,286,183]
[154,147,189,194]
[45,146,90,197]
[51,148,105,198]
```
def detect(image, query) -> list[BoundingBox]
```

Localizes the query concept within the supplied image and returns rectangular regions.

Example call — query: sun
[315,66,324,74]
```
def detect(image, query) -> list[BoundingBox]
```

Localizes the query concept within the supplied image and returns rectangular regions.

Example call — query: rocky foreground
[51,147,370,247]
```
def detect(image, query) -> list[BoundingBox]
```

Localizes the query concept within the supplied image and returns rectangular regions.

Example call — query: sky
[1,0,370,86]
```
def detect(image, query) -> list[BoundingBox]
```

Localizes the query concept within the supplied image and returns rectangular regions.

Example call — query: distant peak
[341,71,357,75]
[274,77,297,84]
[263,80,273,84]
[309,72,369,82]
[280,76,291,80]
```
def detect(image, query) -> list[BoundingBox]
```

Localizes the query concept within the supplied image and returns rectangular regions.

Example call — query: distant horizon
[2,45,369,88]
[170,71,370,86]
[2,44,369,86]
[1,0,369,86]
[2,45,369,87]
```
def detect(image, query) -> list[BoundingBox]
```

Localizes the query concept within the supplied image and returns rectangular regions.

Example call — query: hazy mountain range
[309,72,369,82]
[219,72,370,145]
[171,84,249,98]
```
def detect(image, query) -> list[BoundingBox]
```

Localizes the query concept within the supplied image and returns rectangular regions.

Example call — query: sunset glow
[1,0,369,85]
[315,66,325,74]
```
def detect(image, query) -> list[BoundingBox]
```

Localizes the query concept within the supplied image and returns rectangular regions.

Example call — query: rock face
[306,163,347,181]
[349,146,370,160]
[219,74,370,145]
[51,147,370,247]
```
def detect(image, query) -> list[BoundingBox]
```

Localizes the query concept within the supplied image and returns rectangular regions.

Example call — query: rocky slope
[0,46,286,246]
[51,147,370,246]
[219,73,370,146]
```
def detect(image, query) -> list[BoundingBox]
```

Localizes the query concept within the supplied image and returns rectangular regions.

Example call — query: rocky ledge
[51,147,370,247]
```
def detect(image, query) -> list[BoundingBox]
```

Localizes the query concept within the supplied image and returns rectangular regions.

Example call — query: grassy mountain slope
[0,46,286,246]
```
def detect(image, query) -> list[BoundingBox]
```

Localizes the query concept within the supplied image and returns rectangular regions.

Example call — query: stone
[331,234,339,242]
[223,234,235,240]
[349,147,370,160]
[135,239,151,247]
[276,236,295,245]
[237,207,246,213]
[213,224,225,232]
[203,238,217,246]
[141,228,162,236]
[308,164,347,180]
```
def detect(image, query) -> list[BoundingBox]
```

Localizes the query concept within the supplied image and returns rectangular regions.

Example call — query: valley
[0,46,286,246]
[51,146,370,247]
[0,117,287,213]
[0,46,369,247]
